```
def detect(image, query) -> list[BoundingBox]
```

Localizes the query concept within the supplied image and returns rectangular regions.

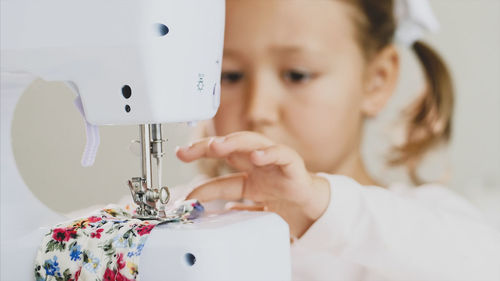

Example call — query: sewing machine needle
[157,157,162,190]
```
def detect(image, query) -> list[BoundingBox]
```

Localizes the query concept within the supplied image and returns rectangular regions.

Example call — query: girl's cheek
[282,76,364,141]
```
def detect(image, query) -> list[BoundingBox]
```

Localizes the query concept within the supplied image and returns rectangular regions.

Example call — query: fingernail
[209,136,225,145]
[214,136,225,143]
[254,150,265,157]
[225,202,237,210]
[177,145,190,152]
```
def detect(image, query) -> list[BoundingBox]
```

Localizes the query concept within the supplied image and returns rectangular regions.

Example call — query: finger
[209,131,274,156]
[250,145,305,176]
[176,137,221,162]
[177,131,274,162]
[225,152,255,172]
[225,202,268,212]
[186,173,247,202]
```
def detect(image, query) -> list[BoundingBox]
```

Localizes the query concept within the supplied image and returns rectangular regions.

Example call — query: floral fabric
[34,200,204,281]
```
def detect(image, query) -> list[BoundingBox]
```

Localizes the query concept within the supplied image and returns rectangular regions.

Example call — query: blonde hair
[347,0,454,184]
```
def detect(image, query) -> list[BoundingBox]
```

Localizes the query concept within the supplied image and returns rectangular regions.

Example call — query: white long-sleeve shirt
[291,174,500,281]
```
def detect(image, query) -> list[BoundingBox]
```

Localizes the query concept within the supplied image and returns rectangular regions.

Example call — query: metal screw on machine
[128,177,143,205]
[159,186,170,204]
[143,187,170,206]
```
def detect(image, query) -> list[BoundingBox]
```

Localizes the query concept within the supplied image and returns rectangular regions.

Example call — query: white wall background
[9,0,500,224]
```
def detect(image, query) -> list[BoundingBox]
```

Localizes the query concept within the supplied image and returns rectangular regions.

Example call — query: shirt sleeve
[294,174,500,281]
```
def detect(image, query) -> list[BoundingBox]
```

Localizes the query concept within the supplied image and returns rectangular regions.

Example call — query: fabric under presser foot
[34,200,204,281]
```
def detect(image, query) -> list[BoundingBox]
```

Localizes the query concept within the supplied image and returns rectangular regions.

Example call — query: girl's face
[214,0,371,173]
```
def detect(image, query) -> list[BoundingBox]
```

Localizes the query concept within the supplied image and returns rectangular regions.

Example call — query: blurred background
[11,0,500,226]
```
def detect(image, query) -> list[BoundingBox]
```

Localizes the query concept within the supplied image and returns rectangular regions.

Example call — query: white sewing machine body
[140,211,290,281]
[1,0,223,125]
[0,0,291,280]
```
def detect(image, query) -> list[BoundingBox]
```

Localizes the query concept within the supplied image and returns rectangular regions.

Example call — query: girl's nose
[244,77,280,130]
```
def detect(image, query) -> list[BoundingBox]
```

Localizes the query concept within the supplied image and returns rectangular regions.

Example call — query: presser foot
[128,178,170,220]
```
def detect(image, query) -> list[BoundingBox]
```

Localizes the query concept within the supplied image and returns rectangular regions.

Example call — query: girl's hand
[176,131,330,238]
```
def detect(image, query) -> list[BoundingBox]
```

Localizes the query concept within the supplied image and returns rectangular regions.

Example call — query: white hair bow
[394,0,440,46]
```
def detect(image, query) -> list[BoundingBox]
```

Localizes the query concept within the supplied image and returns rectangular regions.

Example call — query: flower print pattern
[83,251,101,273]
[113,234,133,249]
[135,241,145,256]
[34,200,203,281]
[52,227,77,242]
[90,228,104,239]
[69,243,82,261]
[136,224,155,236]
[103,267,116,281]
[72,267,81,281]
[127,261,138,276]
[87,216,102,223]
[44,256,60,276]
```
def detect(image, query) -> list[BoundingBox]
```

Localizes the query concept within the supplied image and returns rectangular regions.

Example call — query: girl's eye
[221,72,244,84]
[283,70,313,84]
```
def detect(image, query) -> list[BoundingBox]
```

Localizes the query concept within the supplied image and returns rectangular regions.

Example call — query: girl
[176,0,500,280]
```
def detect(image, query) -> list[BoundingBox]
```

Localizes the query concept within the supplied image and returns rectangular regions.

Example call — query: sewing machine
[0,1,291,280]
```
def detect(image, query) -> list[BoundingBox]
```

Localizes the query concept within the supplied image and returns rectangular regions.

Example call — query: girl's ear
[361,45,400,117]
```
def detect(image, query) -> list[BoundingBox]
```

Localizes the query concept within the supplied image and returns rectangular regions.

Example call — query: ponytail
[389,41,454,184]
